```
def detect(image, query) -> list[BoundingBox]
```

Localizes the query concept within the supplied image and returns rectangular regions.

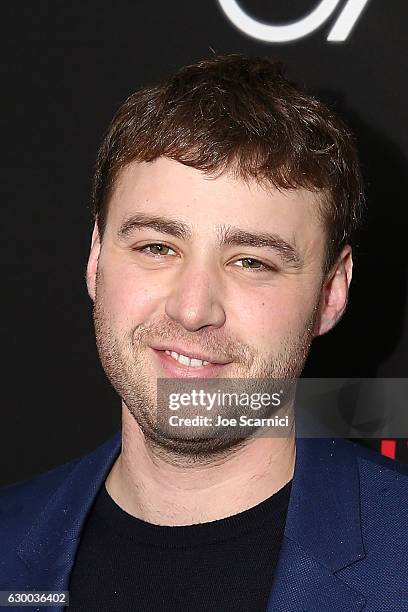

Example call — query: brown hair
[92,53,364,273]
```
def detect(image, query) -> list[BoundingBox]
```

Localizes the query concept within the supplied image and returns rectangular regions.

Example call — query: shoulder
[329,440,408,601]
[345,439,408,526]
[0,430,121,534]
[0,454,81,537]
[299,436,408,506]
[0,432,120,539]
[346,438,408,479]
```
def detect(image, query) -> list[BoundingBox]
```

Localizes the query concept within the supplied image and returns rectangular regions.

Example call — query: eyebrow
[117,213,192,241]
[117,213,302,267]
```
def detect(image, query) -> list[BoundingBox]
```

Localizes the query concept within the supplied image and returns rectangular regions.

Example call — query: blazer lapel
[15,431,122,608]
[267,437,367,612]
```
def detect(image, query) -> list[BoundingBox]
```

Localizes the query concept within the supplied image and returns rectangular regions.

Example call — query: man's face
[87,157,350,454]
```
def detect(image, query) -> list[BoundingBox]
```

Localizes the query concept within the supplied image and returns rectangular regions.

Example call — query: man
[1,54,407,612]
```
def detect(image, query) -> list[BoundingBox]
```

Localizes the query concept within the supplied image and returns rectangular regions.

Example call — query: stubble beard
[93,281,318,465]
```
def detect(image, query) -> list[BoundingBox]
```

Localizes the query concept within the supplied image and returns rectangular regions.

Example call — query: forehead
[107,157,324,246]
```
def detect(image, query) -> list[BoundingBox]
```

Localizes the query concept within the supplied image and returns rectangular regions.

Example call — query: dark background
[1,1,407,486]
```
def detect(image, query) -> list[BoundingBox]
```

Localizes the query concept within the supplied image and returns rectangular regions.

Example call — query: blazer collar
[286,436,365,572]
[17,431,122,572]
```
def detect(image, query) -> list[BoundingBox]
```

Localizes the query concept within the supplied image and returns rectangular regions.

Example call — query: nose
[165,263,226,332]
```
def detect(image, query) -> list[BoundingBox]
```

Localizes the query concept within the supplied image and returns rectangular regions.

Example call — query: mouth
[149,345,233,378]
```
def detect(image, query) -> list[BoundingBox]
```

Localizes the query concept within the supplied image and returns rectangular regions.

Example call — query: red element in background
[380,439,396,460]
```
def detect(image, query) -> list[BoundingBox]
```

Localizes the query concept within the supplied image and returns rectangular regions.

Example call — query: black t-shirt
[68,479,292,612]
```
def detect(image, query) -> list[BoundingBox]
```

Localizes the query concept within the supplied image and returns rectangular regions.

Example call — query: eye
[133,247,275,271]
[135,243,176,257]
[232,258,275,272]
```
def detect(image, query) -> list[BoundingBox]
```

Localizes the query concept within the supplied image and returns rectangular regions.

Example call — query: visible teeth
[190,358,206,367]
[165,350,210,367]
[169,350,190,366]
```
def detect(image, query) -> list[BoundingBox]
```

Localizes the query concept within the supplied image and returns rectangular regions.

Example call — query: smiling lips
[150,345,232,377]
[150,344,230,365]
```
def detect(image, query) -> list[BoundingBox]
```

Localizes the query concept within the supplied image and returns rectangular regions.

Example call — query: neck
[105,403,296,526]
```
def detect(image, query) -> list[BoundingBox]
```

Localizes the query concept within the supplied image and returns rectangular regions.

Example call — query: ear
[85,220,101,302]
[314,245,353,337]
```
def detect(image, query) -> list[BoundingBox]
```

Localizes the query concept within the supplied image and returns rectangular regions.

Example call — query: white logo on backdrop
[217,0,371,42]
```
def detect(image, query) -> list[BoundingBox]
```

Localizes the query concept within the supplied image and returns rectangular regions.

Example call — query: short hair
[92,53,364,274]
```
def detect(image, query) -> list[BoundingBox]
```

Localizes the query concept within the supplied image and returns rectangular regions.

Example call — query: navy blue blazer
[1,433,408,611]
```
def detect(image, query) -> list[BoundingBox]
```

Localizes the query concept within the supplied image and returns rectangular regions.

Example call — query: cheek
[231,283,318,343]
[97,262,166,324]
